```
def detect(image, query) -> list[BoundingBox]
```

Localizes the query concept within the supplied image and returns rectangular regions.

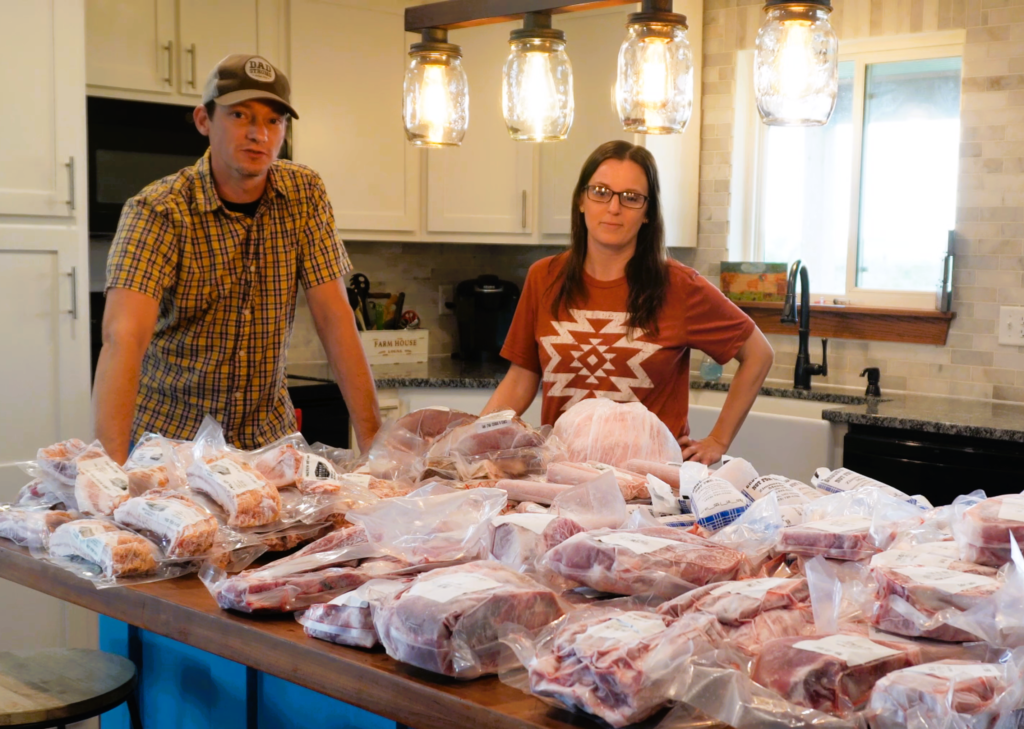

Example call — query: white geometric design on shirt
[539,309,662,411]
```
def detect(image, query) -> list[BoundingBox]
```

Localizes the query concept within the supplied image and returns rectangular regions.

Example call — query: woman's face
[579,158,650,253]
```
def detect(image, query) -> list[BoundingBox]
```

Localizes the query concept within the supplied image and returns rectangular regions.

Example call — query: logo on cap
[245,57,276,83]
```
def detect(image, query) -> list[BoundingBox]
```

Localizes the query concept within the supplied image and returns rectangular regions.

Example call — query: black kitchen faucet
[781,260,828,390]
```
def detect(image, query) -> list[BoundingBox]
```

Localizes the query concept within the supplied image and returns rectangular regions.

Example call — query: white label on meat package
[332,580,406,609]
[475,411,514,433]
[206,459,263,494]
[407,573,502,603]
[813,468,909,501]
[691,478,747,519]
[892,567,998,594]
[595,532,680,555]
[492,513,556,535]
[744,476,817,505]
[710,577,791,599]
[128,444,165,467]
[998,496,1024,524]
[801,516,873,534]
[78,457,129,497]
[299,454,337,481]
[794,634,902,667]
[341,473,372,488]
[583,613,667,644]
[68,524,114,565]
[871,550,955,569]
[139,499,204,532]
[902,663,1004,681]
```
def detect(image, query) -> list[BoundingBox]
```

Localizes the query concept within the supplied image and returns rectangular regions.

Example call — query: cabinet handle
[66,267,78,320]
[65,157,75,210]
[187,43,197,88]
[163,41,173,85]
[521,190,527,229]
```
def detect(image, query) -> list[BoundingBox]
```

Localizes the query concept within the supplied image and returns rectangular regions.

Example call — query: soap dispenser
[861,367,881,397]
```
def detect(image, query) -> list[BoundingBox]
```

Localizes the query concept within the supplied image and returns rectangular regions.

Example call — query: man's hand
[678,434,728,466]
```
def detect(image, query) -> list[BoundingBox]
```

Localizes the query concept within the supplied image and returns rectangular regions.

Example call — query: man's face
[194,99,288,180]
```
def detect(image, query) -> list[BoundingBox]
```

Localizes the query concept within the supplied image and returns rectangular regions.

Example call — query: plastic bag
[954,492,1024,567]
[711,492,785,565]
[249,432,339,489]
[714,457,760,493]
[345,484,506,565]
[374,561,565,679]
[34,438,90,485]
[366,407,478,480]
[296,577,410,648]
[0,506,74,548]
[17,476,72,510]
[811,467,925,506]
[37,441,132,517]
[123,433,188,494]
[539,526,746,599]
[551,398,683,469]
[489,512,584,573]
[948,535,1024,649]
[112,488,225,559]
[804,555,875,634]
[550,470,628,531]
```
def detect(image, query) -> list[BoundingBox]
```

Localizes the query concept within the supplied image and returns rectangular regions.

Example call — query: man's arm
[305,279,381,452]
[482,363,540,416]
[679,327,774,465]
[93,288,160,464]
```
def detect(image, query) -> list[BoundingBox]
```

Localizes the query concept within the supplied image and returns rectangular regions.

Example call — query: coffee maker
[448,275,520,362]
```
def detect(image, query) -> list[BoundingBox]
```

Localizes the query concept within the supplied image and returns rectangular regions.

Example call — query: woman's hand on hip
[678,435,728,466]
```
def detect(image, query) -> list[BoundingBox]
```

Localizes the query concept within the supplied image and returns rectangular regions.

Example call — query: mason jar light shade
[617,19,693,134]
[502,14,574,142]
[403,31,469,147]
[754,2,839,126]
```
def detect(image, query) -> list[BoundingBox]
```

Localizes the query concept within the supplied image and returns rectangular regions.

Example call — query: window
[731,31,965,308]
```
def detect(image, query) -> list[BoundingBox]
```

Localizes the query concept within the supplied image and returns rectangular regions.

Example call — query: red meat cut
[959,494,1024,567]
[489,514,585,571]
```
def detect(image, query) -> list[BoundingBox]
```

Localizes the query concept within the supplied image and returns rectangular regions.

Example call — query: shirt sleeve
[500,262,544,374]
[299,173,352,290]
[679,270,756,365]
[105,196,179,301]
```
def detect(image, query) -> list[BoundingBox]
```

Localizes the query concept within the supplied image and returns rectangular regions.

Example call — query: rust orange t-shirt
[500,255,756,439]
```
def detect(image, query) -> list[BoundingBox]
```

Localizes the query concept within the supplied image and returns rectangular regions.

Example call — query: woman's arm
[680,327,774,465]
[482,363,541,416]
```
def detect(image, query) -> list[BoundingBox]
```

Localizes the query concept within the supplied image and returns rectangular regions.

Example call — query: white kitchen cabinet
[290,0,420,234]
[85,0,279,104]
[425,20,535,236]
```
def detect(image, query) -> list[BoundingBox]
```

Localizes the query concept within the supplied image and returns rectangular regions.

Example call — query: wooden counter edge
[0,544,579,729]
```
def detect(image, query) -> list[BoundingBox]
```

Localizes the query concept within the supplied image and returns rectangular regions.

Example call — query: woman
[483,140,774,465]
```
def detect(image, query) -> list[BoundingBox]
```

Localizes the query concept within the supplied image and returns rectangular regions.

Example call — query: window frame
[730,30,967,309]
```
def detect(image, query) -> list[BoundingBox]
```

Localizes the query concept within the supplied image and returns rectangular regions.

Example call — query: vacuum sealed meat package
[250,434,338,489]
[367,407,478,480]
[35,438,90,485]
[779,516,881,561]
[551,398,682,469]
[374,561,565,678]
[74,448,131,517]
[540,527,745,599]
[545,462,649,501]
[0,508,74,548]
[812,467,925,505]
[186,455,281,528]
[298,578,410,648]
[957,494,1024,567]
[48,519,160,579]
[123,434,187,493]
[112,489,219,558]
[489,513,584,572]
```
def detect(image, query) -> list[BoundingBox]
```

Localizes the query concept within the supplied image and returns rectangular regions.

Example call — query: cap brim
[214,89,299,119]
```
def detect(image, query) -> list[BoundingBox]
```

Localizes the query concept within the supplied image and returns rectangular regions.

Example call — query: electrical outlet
[438,284,454,316]
[998,306,1024,346]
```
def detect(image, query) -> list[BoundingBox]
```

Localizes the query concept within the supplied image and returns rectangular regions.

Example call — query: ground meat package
[298,578,410,648]
[956,493,1024,567]
[539,527,746,599]
[123,434,188,494]
[551,398,683,469]
[112,489,221,558]
[72,445,132,517]
[35,438,90,485]
[0,507,74,549]
[374,561,565,678]
[867,657,1024,729]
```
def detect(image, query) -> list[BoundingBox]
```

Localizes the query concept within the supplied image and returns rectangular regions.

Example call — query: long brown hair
[549,140,669,337]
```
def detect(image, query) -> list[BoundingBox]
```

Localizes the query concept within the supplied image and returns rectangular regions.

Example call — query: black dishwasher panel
[843,424,1024,506]
[287,382,349,449]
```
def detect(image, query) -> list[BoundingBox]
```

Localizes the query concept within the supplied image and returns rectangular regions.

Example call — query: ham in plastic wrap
[552,398,682,469]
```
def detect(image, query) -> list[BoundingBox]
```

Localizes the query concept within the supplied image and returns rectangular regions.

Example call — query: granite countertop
[287,358,1024,441]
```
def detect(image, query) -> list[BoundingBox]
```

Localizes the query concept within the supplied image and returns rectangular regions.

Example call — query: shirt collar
[194,148,288,213]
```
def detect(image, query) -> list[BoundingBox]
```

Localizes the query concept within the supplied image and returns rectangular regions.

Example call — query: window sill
[736,302,956,345]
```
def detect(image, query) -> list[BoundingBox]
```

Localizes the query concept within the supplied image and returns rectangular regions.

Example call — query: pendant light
[502,12,574,142]
[403,28,469,147]
[616,0,693,135]
[753,0,839,126]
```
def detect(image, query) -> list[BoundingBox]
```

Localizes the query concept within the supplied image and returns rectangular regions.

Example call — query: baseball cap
[201,54,299,119]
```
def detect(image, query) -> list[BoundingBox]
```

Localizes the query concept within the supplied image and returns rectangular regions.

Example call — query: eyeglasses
[584,184,649,209]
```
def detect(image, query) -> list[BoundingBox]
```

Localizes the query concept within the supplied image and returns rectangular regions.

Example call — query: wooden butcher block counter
[0,542,682,729]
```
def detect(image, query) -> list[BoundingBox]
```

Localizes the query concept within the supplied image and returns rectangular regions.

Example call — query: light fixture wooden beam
[405,0,643,32]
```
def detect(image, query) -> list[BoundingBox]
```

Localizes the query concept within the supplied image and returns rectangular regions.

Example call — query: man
[93,54,380,463]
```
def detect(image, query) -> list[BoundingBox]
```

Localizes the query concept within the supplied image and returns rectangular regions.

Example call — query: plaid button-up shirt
[106,149,351,449]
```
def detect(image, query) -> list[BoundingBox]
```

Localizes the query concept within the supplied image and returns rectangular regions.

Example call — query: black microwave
[86,96,292,234]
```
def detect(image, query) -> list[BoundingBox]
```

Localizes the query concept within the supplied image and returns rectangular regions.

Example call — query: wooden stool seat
[0,648,140,728]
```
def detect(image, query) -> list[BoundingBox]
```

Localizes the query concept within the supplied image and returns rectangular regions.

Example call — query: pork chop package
[551,398,683,469]
[538,526,746,599]
[867,655,1024,729]
[489,513,585,572]
[499,603,721,728]
[708,491,786,568]
[373,561,565,679]
[366,407,478,480]
[42,518,196,587]
[297,578,410,648]
[947,536,1024,650]
[954,492,1024,567]
[346,483,506,565]
[123,434,188,494]
[0,506,74,549]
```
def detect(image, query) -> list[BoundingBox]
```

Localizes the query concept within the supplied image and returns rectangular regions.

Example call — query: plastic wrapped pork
[113,489,219,558]
[374,561,565,678]
[552,398,682,469]
[250,435,338,489]
[367,407,478,480]
[0,508,74,548]
[186,455,281,528]
[489,513,585,571]
[299,578,410,648]
[957,494,1024,567]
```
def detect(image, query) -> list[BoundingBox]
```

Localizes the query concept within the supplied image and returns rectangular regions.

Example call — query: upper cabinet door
[426,20,535,235]
[177,0,259,97]
[0,0,83,217]
[538,8,635,236]
[86,0,175,94]
[289,0,419,233]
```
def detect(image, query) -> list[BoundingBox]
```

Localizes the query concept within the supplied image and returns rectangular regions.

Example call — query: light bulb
[775,21,813,99]
[638,39,670,107]
[522,51,559,138]
[418,64,450,144]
